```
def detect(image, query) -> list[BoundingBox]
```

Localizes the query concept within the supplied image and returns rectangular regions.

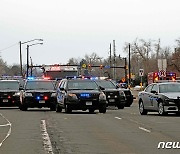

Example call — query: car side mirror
[60,87,65,91]
[151,90,158,94]
[99,86,105,90]
[19,87,23,90]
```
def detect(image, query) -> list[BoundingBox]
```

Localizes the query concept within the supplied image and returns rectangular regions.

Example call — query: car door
[57,80,66,105]
[151,84,159,110]
[142,84,153,109]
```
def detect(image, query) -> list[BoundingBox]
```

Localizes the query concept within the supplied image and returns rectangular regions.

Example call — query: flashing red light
[44,96,48,100]
[43,76,51,80]
[8,96,11,99]
[154,72,158,76]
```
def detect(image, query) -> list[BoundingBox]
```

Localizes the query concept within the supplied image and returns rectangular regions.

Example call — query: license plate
[3,99,8,102]
[39,100,45,103]
[86,101,92,105]
[109,99,115,102]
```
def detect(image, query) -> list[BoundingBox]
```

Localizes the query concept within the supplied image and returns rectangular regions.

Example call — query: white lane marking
[115,117,122,120]
[0,124,11,127]
[139,127,151,133]
[41,120,54,154]
[0,113,12,148]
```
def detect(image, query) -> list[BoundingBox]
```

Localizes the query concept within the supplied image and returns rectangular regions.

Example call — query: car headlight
[13,92,20,96]
[68,93,78,99]
[25,93,33,97]
[165,98,175,105]
[51,93,56,97]
[99,92,106,100]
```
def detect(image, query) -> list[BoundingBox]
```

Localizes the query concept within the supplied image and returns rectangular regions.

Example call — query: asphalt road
[0,91,180,154]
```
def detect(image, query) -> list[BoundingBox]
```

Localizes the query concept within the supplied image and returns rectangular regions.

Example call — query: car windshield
[0,81,19,90]
[26,81,55,90]
[95,80,116,89]
[68,80,99,90]
[159,84,180,93]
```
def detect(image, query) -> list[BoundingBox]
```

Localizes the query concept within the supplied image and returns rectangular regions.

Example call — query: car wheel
[65,104,72,113]
[139,100,147,115]
[56,105,62,112]
[50,105,56,111]
[89,108,95,113]
[158,102,166,115]
[21,104,28,111]
[99,105,106,113]
[117,104,125,109]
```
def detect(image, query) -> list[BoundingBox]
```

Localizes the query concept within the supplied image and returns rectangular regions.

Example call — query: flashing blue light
[104,65,110,69]
[90,77,98,80]
[80,93,90,98]
[36,96,40,100]
[27,76,35,80]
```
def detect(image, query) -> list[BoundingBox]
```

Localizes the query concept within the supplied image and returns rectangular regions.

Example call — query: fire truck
[148,71,176,84]
[43,65,78,80]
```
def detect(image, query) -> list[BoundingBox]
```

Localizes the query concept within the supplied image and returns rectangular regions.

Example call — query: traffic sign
[159,70,166,77]
[82,64,87,68]
[139,69,144,76]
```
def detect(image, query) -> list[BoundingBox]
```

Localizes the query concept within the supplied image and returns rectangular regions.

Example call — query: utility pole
[109,43,112,78]
[27,45,29,78]
[128,43,131,88]
[19,41,23,77]
[124,57,127,83]
[30,57,33,76]
[113,40,116,80]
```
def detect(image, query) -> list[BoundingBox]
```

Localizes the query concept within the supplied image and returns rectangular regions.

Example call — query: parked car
[56,77,107,113]
[19,78,57,111]
[0,80,21,106]
[138,82,180,115]
[95,79,126,109]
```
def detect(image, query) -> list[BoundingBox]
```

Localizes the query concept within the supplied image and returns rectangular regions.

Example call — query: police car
[56,76,107,113]
[94,79,126,109]
[0,79,21,106]
[19,77,57,111]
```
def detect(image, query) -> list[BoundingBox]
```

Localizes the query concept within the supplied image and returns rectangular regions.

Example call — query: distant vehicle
[115,81,134,107]
[19,78,57,111]
[147,72,176,85]
[94,79,126,109]
[43,65,78,80]
[56,77,107,113]
[0,80,21,107]
[138,82,180,115]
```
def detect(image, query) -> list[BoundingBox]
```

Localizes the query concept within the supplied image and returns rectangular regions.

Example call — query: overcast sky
[0,0,180,66]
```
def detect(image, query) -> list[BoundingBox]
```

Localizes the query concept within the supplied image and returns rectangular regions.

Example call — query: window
[151,84,158,93]
[145,85,153,93]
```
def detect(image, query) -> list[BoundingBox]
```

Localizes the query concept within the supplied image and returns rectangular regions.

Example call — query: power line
[0,43,18,52]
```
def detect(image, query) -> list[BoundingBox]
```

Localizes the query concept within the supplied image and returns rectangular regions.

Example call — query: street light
[26,42,43,78]
[19,39,43,77]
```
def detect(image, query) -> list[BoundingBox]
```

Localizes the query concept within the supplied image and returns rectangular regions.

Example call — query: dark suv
[56,77,107,113]
[95,79,126,109]
[0,80,21,106]
[19,79,57,111]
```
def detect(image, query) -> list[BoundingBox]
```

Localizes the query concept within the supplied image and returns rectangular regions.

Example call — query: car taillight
[8,96,11,99]
[44,96,48,100]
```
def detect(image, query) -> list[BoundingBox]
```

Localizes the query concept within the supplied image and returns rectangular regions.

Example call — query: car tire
[89,108,95,113]
[50,105,56,111]
[99,105,106,113]
[56,105,62,112]
[20,104,28,111]
[158,102,166,116]
[117,104,125,109]
[65,104,72,113]
[139,100,147,115]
